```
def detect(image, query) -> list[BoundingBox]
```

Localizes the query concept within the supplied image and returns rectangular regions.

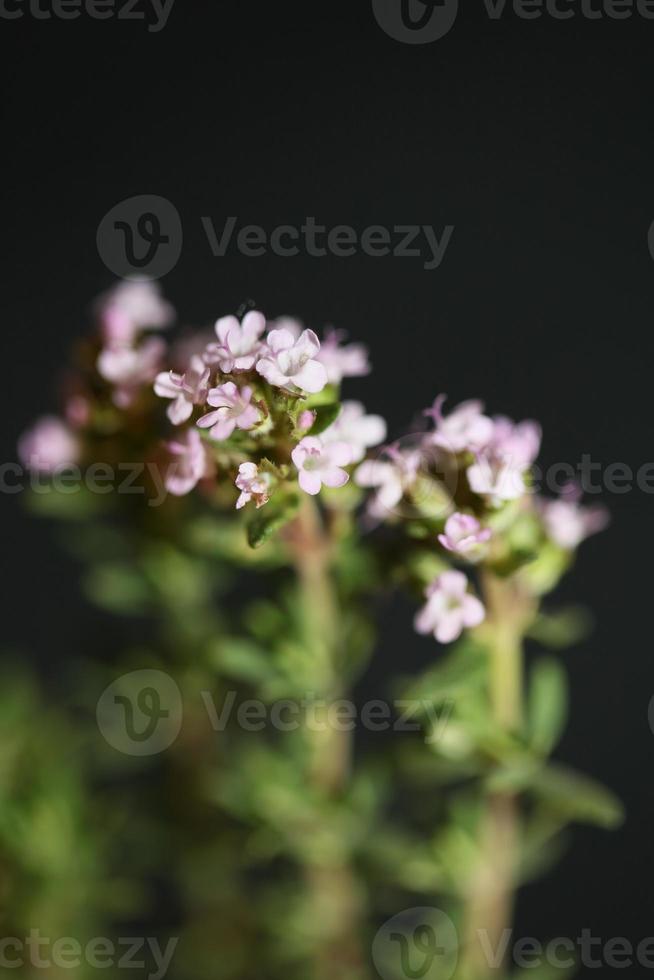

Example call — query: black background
[1,1,653,974]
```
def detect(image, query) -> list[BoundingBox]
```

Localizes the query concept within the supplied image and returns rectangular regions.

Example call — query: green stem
[289,497,367,980]
[460,573,533,980]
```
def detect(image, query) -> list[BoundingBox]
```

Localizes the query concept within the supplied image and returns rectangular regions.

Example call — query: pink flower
[315,329,370,385]
[18,416,79,472]
[355,447,421,519]
[235,462,272,510]
[541,498,609,550]
[426,395,494,454]
[438,513,491,560]
[414,570,485,644]
[256,329,328,394]
[97,336,165,408]
[164,428,213,496]
[64,395,91,429]
[489,416,541,469]
[96,280,174,347]
[154,355,211,425]
[297,409,317,433]
[321,401,387,463]
[266,316,303,340]
[467,454,526,504]
[291,436,351,495]
[204,311,266,372]
[197,382,261,441]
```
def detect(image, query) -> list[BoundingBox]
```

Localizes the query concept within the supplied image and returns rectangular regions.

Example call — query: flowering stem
[288,496,367,980]
[461,572,534,980]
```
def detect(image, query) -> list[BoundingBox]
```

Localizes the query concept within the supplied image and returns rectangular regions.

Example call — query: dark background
[1,1,653,973]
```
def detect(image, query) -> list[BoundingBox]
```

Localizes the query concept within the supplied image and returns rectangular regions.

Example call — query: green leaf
[527,606,593,649]
[527,658,568,755]
[209,639,278,686]
[247,495,299,549]
[84,563,151,615]
[402,639,488,706]
[531,764,624,829]
[308,402,341,436]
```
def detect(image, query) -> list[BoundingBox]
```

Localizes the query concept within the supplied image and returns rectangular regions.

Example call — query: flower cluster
[18,282,609,651]
[352,396,608,645]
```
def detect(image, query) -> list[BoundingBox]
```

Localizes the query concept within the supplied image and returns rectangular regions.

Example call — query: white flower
[256,329,328,394]
[197,383,261,441]
[316,330,370,385]
[321,401,387,463]
[414,571,485,644]
[96,279,174,347]
[204,311,266,372]
[234,462,272,510]
[541,499,609,550]
[291,437,351,495]
[154,356,211,425]
[467,454,526,504]
[426,396,494,454]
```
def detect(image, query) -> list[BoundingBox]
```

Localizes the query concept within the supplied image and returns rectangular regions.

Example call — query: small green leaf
[527,657,568,755]
[531,764,624,829]
[247,495,299,549]
[308,402,341,436]
[527,606,593,649]
[403,639,488,706]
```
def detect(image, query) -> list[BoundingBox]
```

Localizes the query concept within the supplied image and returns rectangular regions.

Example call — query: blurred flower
[257,329,327,394]
[355,445,422,519]
[64,394,91,429]
[98,336,165,408]
[291,437,351,495]
[467,453,526,504]
[204,311,266,372]
[316,330,370,385]
[96,279,174,347]
[235,462,272,510]
[414,570,485,644]
[541,498,609,550]
[321,401,387,463]
[165,428,213,496]
[426,395,494,454]
[18,416,79,472]
[266,316,303,340]
[154,356,211,425]
[438,513,491,560]
[197,382,261,441]
[297,409,317,433]
[489,416,541,469]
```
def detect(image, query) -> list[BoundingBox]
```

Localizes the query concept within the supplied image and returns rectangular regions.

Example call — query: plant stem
[460,572,533,980]
[289,496,368,980]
